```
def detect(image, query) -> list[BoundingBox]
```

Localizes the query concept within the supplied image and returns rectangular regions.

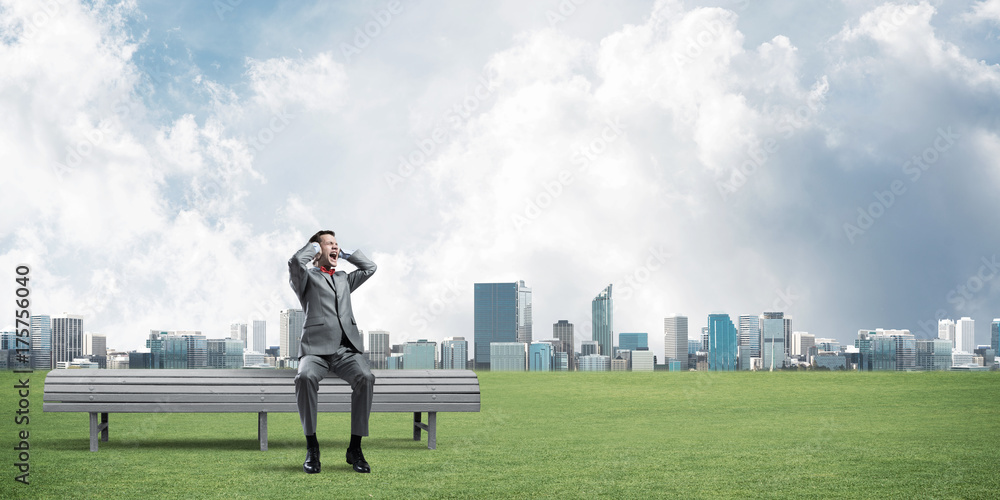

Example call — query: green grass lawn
[3,370,999,499]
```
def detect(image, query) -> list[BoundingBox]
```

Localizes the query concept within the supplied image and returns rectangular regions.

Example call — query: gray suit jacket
[288,242,377,356]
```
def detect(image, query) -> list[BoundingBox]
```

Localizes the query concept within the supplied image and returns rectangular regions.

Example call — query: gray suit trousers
[295,347,375,437]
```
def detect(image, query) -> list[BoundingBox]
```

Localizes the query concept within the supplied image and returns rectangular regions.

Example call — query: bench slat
[43,402,481,413]
[43,393,482,404]
[43,369,476,379]
[42,377,479,386]
[43,384,482,396]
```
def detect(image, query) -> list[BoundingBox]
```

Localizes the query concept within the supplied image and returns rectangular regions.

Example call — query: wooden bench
[42,369,480,451]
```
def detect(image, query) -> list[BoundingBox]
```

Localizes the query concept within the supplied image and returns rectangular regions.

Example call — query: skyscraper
[30,315,52,369]
[82,332,107,357]
[791,332,815,357]
[51,314,83,365]
[581,340,599,357]
[279,309,305,361]
[474,282,520,369]
[441,337,468,369]
[761,312,785,371]
[619,332,648,352]
[552,320,574,358]
[517,280,533,344]
[592,284,613,357]
[956,317,975,353]
[992,319,999,354]
[738,314,761,358]
[664,315,688,364]
[184,333,208,369]
[230,322,248,349]
[490,342,527,371]
[528,342,552,371]
[252,320,266,354]
[938,319,956,348]
[367,330,391,369]
[207,338,244,368]
[784,317,793,356]
[404,339,436,369]
[707,313,738,371]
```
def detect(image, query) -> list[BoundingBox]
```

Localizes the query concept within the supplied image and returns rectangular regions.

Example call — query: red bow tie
[320,266,336,276]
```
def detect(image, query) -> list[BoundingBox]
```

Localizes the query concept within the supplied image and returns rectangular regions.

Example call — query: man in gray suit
[288,230,377,474]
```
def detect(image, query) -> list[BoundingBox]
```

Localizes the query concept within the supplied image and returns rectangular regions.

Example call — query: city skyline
[17,296,1000,364]
[2,1,1000,363]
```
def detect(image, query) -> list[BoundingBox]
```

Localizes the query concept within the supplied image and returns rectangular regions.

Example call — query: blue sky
[2,0,1000,357]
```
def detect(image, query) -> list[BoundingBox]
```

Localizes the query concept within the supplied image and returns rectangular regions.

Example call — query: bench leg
[258,412,268,451]
[90,412,111,451]
[427,412,437,450]
[412,412,437,449]
[90,412,99,452]
[413,412,421,441]
[101,413,109,442]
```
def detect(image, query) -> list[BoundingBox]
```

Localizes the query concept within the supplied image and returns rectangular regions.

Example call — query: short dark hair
[309,230,336,244]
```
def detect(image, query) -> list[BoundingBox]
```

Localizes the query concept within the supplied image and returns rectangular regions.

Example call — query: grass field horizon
[3,370,999,499]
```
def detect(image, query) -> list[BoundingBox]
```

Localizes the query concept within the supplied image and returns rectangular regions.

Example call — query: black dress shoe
[303,445,321,474]
[346,447,370,473]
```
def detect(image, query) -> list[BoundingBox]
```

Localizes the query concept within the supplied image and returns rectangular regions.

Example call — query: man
[288,230,377,474]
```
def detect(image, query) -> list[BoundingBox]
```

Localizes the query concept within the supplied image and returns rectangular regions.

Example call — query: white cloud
[964,0,1000,24]
[245,51,348,114]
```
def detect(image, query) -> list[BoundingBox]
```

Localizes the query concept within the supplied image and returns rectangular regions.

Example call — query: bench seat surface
[43,369,481,413]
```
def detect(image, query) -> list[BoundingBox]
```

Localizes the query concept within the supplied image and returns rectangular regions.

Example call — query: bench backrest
[43,369,481,413]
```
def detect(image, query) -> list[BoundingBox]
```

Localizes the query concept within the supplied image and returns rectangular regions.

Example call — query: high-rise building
[581,340,599,357]
[707,313,738,371]
[578,354,610,371]
[916,339,953,371]
[230,323,248,349]
[783,317,793,357]
[956,317,975,354]
[791,332,815,357]
[441,337,468,369]
[664,315,688,364]
[252,320,267,354]
[184,334,208,369]
[688,339,701,355]
[517,280,533,344]
[367,330,391,369]
[631,349,654,371]
[938,319,956,348]
[554,351,569,371]
[474,282,521,369]
[30,315,52,369]
[552,320,574,357]
[1,330,19,369]
[992,319,999,355]
[83,332,107,357]
[147,331,189,369]
[279,309,305,361]
[52,314,83,366]
[738,314,761,358]
[856,329,915,371]
[207,339,244,368]
[490,342,526,371]
[760,312,785,371]
[592,284,613,357]
[404,339,436,369]
[701,327,709,352]
[528,342,552,371]
[619,332,648,352]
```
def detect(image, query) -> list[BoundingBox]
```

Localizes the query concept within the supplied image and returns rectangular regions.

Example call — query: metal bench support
[89,412,109,452]
[258,412,268,451]
[413,411,437,450]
